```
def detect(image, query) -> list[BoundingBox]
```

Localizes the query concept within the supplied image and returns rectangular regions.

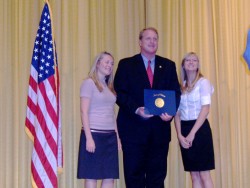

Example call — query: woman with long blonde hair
[77,52,121,188]
[174,52,215,188]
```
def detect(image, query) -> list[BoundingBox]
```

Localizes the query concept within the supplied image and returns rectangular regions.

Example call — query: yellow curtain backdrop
[0,0,250,187]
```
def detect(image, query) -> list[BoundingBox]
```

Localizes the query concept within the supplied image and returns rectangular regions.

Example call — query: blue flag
[243,29,250,70]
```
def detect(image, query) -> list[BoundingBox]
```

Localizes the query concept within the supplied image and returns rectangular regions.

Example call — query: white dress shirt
[178,77,214,121]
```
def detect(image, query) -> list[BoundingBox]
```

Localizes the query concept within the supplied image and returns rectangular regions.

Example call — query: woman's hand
[117,138,122,151]
[185,131,195,147]
[86,138,95,153]
[178,134,191,149]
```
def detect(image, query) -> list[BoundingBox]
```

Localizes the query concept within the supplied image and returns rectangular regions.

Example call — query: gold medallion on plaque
[155,98,164,108]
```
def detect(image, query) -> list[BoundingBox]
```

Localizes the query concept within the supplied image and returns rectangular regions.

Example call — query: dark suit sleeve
[114,59,139,114]
[170,63,181,110]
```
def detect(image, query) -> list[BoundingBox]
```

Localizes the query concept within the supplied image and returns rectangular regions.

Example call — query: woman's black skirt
[180,119,215,171]
[77,130,119,179]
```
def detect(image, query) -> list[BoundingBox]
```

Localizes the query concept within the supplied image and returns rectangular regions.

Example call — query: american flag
[25,2,63,188]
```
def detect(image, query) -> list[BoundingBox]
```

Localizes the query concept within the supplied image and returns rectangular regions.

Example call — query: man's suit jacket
[114,54,181,144]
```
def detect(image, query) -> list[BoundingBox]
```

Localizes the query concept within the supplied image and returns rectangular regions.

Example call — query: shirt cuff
[201,95,211,105]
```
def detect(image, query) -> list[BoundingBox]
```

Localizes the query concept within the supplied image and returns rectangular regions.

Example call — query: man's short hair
[139,27,158,40]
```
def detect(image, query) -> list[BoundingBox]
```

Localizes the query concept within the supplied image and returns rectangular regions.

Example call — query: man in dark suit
[114,27,181,188]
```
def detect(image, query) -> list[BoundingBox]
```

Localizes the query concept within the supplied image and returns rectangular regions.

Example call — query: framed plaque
[144,89,176,116]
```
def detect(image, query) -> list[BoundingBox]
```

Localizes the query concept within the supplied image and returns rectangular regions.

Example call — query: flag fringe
[25,127,34,142]
[31,174,38,188]
[58,167,63,174]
